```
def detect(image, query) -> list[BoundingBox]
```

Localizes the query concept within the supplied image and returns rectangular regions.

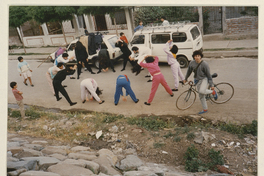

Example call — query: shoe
[77,77,79,79]
[91,71,96,74]
[113,69,116,72]
[212,90,218,100]
[70,102,77,106]
[82,100,86,103]
[171,88,178,91]
[70,77,75,79]
[57,97,62,101]
[24,82,28,86]
[31,84,34,87]
[63,85,67,88]
[145,75,151,78]
[144,102,151,106]
[170,93,174,97]
[121,68,125,71]
[135,99,139,103]
[99,100,105,104]
[198,110,208,114]
[115,103,118,106]
[147,80,152,82]
[97,71,101,74]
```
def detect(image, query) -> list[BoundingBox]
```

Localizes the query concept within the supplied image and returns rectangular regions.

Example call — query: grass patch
[10,110,21,118]
[25,107,44,120]
[173,136,182,142]
[103,114,124,123]
[153,142,165,148]
[186,132,195,140]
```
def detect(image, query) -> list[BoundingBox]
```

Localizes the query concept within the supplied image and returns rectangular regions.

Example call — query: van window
[151,34,170,44]
[131,35,145,44]
[190,26,200,40]
[68,43,76,51]
[108,36,119,48]
[172,32,187,42]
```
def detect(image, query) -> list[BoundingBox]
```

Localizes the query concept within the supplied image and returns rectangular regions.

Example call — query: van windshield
[130,35,145,44]
[190,26,200,40]
[108,36,119,48]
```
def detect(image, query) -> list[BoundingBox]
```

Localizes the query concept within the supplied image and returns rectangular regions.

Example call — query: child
[139,55,174,105]
[163,40,185,91]
[17,56,34,87]
[114,75,139,105]
[120,32,128,44]
[183,50,218,114]
[10,82,25,118]
[80,78,105,104]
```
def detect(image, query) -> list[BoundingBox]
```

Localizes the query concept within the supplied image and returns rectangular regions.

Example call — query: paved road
[8,57,258,124]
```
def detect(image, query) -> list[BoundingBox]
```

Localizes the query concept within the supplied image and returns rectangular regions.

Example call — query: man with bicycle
[183,50,217,114]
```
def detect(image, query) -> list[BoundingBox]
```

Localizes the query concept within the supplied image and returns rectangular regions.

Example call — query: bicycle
[176,73,234,110]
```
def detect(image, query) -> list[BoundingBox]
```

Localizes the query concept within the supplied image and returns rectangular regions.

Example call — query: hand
[183,80,187,84]
[211,87,215,90]
[73,65,77,70]
[168,39,173,43]
[30,70,32,72]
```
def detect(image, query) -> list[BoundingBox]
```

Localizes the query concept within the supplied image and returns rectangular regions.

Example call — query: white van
[129,22,203,68]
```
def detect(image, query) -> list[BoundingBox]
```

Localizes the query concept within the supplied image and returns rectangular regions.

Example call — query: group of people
[134,16,170,33]
[11,27,217,119]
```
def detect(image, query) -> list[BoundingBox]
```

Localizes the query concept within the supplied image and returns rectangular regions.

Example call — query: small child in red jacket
[10,82,25,118]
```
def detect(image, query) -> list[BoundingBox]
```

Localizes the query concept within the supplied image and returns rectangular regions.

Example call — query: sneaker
[121,68,125,71]
[70,102,77,106]
[212,90,218,100]
[82,100,86,103]
[171,88,178,91]
[24,82,28,86]
[170,93,174,97]
[198,110,208,114]
[147,80,152,82]
[70,77,75,79]
[135,99,139,103]
[99,100,105,104]
[57,97,62,101]
[91,72,96,74]
[144,102,151,106]
[31,84,34,87]
[145,75,151,78]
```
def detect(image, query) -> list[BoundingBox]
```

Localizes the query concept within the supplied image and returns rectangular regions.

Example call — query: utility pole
[198,6,203,35]
[222,7,227,35]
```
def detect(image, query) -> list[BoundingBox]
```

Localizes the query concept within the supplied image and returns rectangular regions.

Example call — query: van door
[150,33,170,62]
[190,26,203,52]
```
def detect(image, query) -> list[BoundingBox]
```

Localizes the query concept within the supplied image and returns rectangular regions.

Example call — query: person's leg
[17,100,25,118]
[84,60,95,74]
[196,78,212,111]
[59,85,75,105]
[122,58,128,71]
[114,80,123,105]
[80,84,86,102]
[53,81,61,100]
[123,81,138,102]
[159,74,173,95]
[147,76,160,103]
[108,58,115,72]
[170,63,179,89]
[46,73,55,94]
[77,63,82,78]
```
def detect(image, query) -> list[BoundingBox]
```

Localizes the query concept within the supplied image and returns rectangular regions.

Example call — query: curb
[203,50,258,58]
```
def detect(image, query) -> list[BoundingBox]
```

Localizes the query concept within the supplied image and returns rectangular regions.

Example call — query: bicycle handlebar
[179,81,194,86]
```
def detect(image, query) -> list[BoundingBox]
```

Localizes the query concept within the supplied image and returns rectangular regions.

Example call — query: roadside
[8,37,258,60]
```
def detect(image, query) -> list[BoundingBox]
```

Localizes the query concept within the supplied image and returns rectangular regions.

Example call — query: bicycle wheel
[176,90,196,110]
[210,82,234,104]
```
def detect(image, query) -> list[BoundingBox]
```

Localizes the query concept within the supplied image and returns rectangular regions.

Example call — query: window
[130,35,145,44]
[151,34,170,44]
[190,26,200,40]
[172,32,187,42]
[108,36,119,48]
[47,21,62,35]
[112,11,127,25]
[21,20,43,37]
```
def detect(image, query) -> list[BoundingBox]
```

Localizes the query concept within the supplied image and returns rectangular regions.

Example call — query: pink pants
[148,73,173,103]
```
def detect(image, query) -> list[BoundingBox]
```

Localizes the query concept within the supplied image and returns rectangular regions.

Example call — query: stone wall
[225,16,258,35]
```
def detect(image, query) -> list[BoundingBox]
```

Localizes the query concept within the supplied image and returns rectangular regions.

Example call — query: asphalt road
[8,57,258,124]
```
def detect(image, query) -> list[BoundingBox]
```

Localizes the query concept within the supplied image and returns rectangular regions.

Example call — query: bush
[127,116,169,131]
[10,110,21,118]
[208,148,224,169]
[187,132,196,140]
[103,114,124,123]
[25,107,43,120]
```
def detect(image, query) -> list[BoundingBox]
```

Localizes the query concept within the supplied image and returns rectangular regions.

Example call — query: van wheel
[92,57,99,69]
[177,56,189,68]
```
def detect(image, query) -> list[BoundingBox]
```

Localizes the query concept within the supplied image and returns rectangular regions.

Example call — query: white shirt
[130,47,151,63]
[162,20,170,26]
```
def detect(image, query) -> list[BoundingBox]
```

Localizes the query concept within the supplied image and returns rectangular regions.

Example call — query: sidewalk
[8,39,258,60]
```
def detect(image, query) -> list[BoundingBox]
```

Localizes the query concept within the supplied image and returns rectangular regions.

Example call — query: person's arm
[163,40,173,56]
[18,91,23,95]
[183,64,193,83]
[203,62,214,88]
[17,63,22,75]
[26,62,32,72]
[134,25,140,32]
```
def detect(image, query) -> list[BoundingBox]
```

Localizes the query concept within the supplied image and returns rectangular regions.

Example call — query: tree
[27,6,79,44]
[9,6,32,53]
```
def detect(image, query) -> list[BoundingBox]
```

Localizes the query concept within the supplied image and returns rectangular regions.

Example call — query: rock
[7,142,20,148]
[117,155,143,171]
[7,160,38,172]
[32,141,48,145]
[96,130,103,139]
[41,146,68,156]
[79,159,100,174]
[23,144,44,151]
[70,146,90,152]
[98,149,118,166]
[21,157,60,170]
[124,148,137,155]
[9,138,29,144]
[109,125,119,133]
[43,125,48,130]
[47,163,94,176]
[8,147,24,156]
[49,153,67,161]
[202,131,216,143]
[60,159,86,168]
[7,156,20,162]
[73,139,81,145]
[93,153,120,175]
[15,148,43,158]
[79,151,98,156]
[20,171,60,176]
[7,168,27,176]
[123,171,158,176]
[68,153,97,160]
[194,132,203,144]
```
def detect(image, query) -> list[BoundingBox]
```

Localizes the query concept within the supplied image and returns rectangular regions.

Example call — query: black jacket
[115,42,131,57]
[75,47,88,62]
[53,69,76,83]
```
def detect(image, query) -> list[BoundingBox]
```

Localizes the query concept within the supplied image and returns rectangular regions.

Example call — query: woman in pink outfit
[139,55,174,105]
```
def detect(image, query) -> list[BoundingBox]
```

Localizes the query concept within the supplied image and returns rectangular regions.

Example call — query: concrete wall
[225,16,258,35]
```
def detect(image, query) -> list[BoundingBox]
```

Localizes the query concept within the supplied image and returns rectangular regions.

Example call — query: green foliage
[184,145,224,172]
[77,6,122,17]
[173,136,182,142]
[9,6,32,27]
[163,131,173,138]
[103,114,124,123]
[10,110,21,118]
[127,116,169,131]
[25,107,43,120]
[187,133,195,140]
[242,120,257,136]
[153,142,165,148]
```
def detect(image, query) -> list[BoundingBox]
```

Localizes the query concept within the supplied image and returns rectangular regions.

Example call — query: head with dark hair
[131,64,142,76]
[170,45,178,54]
[145,56,155,63]
[192,50,203,59]
[161,16,166,21]
[62,53,68,58]
[75,41,85,50]
[120,32,124,36]
[96,87,103,96]
[57,62,64,68]
[10,81,17,88]
[18,56,23,62]
[132,46,139,52]
[116,41,123,48]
